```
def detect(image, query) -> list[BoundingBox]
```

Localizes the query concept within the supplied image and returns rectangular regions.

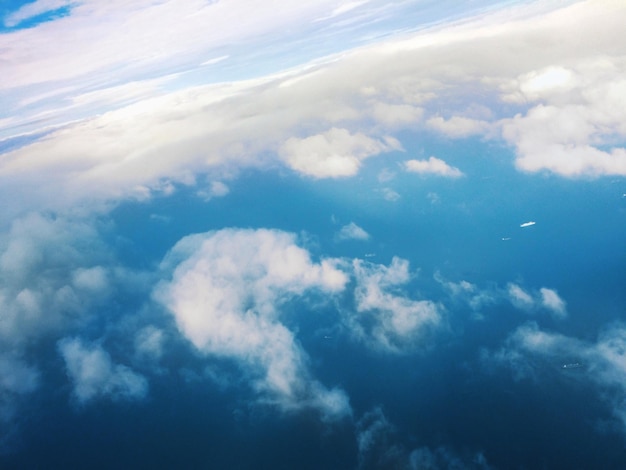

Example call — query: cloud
[58,338,148,404]
[3,0,73,28]
[280,128,401,178]
[154,228,350,419]
[2,0,624,218]
[539,288,566,318]
[404,157,463,178]
[336,222,370,241]
[0,355,40,422]
[356,407,491,470]
[426,115,491,139]
[485,321,626,433]
[507,283,534,308]
[346,257,442,353]
[197,180,230,201]
[380,188,400,202]
[0,213,111,349]
[506,283,567,318]
[519,221,535,227]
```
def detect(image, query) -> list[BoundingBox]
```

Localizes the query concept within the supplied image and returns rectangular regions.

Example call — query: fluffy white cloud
[155,228,350,418]
[0,213,111,348]
[336,222,370,241]
[2,0,624,218]
[280,128,401,178]
[347,257,442,353]
[404,157,463,178]
[58,338,148,403]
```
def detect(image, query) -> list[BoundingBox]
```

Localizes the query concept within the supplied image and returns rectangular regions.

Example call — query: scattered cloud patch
[380,187,400,202]
[520,221,536,228]
[336,222,370,241]
[280,128,401,179]
[507,283,567,318]
[426,115,491,139]
[197,180,230,201]
[347,257,442,353]
[59,338,148,404]
[404,157,463,178]
[539,288,566,318]
[155,228,350,419]
[485,322,626,433]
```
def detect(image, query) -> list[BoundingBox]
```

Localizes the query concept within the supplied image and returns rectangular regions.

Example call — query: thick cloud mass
[155,228,350,418]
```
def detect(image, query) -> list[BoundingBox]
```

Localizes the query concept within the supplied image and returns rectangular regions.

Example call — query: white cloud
[539,288,566,318]
[426,115,491,139]
[58,338,148,404]
[2,0,624,217]
[520,221,535,227]
[507,283,567,319]
[197,180,230,201]
[404,157,463,178]
[0,213,111,348]
[337,222,370,241]
[507,283,534,308]
[154,228,350,418]
[280,128,400,178]
[347,257,442,353]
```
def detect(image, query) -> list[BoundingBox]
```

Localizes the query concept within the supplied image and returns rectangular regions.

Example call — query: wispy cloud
[520,221,536,227]
[485,321,626,433]
[345,257,442,353]
[336,222,370,241]
[58,338,148,404]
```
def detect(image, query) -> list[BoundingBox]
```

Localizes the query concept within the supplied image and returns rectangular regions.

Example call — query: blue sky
[1,1,626,468]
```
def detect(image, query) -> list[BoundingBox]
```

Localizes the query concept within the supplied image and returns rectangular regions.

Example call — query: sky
[0,0,625,468]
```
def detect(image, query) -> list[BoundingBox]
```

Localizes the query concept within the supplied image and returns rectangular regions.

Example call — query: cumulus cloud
[336,222,370,241]
[280,128,401,178]
[404,157,463,178]
[0,213,111,349]
[154,228,350,419]
[1,0,624,218]
[58,338,148,404]
[346,257,442,353]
